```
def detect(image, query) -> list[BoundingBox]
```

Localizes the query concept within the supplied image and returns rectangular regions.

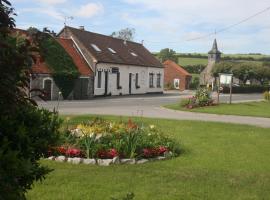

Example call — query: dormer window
[108,47,116,54]
[130,52,138,57]
[91,44,101,52]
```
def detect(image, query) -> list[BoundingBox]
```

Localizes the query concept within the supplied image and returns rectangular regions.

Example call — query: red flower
[97,149,119,159]
[57,146,66,155]
[66,148,81,157]
[158,146,168,154]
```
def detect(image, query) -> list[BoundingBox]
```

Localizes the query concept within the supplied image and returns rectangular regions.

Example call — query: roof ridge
[65,26,143,46]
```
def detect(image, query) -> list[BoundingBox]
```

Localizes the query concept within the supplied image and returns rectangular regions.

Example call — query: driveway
[38,92,270,128]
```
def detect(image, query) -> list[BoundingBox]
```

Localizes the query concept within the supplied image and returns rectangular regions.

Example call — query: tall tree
[111,28,135,41]
[0,1,61,199]
[158,48,178,63]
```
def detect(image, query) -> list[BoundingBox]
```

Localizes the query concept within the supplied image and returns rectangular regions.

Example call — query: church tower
[208,39,221,63]
[200,39,222,86]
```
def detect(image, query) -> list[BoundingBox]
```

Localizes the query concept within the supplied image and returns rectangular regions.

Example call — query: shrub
[264,91,270,101]
[0,105,61,199]
[0,1,62,199]
[222,85,269,94]
[189,77,200,89]
[195,87,213,106]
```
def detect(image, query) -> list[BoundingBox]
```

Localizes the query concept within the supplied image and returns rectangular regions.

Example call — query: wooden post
[217,76,220,104]
[229,76,233,104]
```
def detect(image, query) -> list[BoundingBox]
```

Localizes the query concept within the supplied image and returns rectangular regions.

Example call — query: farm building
[58,26,164,97]
[163,60,192,91]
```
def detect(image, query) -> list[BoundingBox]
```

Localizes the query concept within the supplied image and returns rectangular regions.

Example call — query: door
[129,73,132,94]
[43,79,52,100]
[74,78,89,100]
[104,71,108,95]
[174,78,180,89]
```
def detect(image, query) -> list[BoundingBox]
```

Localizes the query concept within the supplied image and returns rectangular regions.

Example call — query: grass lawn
[165,101,270,118]
[26,115,270,200]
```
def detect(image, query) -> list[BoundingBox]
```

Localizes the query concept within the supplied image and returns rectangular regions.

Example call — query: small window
[135,73,140,89]
[91,44,101,52]
[130,52,138,57]
[97,71,102,88]
[149,73,154,88]
[157,73,161,88]
[108,48,116,54]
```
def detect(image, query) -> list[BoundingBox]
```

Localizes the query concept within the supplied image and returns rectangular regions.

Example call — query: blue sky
[13,0,270,54]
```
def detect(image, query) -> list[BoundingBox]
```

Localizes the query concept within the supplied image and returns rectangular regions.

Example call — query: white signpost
[218,73,233,104]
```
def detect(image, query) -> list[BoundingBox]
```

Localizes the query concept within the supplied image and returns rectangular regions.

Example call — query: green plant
[37,33,79,99]
[52,118,181,159]
[0,1,62,199]
[195,87,213,106]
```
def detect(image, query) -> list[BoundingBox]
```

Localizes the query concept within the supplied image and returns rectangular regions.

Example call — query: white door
[174,79,180,89]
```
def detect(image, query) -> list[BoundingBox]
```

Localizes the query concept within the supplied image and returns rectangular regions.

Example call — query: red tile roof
[32,56,51,74]
[163,60,191,76]
[56,38,93,76]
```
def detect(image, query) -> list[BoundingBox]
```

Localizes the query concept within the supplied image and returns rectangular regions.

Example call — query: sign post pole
[229,76,233,104]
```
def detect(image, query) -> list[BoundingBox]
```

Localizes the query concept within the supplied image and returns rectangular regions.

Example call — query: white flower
[149,125,155,129]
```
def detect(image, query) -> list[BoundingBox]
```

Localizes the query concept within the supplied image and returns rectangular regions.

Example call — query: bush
[51,118,181,159]
[189,77,200,89]
[0,105,61,199]
[264,91,270,101]
[222,85,269,94]
[195,87,213,106]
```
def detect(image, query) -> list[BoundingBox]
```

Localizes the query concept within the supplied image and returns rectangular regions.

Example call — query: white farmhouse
[58,26,164,97]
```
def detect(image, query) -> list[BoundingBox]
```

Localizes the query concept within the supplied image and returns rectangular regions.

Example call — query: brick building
[163,60,192,91]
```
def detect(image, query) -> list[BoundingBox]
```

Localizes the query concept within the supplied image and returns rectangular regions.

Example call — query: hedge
[222,85,269,94]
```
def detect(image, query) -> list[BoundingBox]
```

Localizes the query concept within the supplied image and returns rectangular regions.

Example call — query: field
[178,57,208,66]
[165,101,270,118]
[26,115,270,200]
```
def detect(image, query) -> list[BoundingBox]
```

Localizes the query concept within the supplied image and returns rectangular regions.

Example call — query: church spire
[208,39,221,63]
[208,39,221,54]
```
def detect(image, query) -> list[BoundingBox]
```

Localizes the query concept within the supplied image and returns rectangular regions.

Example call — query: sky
[12,0,270,54]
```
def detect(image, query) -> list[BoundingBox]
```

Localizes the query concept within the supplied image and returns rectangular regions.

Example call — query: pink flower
[66,148,81,157]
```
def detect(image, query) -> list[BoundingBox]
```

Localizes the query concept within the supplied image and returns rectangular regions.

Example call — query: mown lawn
[165,101,270,118]
[26,115,270,200]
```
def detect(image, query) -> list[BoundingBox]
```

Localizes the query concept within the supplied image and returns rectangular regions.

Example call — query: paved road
[39,92,270,128]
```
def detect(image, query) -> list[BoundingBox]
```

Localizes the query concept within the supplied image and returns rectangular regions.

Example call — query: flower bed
[181,87,215,109]
[47,118,180,165]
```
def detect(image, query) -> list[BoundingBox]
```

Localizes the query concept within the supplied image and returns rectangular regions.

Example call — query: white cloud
[75,3,104,18]
[36,0,66,5]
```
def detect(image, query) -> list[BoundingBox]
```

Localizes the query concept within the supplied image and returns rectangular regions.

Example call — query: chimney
[123,39,127,46]
[79,26,85,31]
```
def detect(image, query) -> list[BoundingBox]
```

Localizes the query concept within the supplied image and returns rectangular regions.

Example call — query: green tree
[158,48,178,63]
[0,1,61,199]
[111,28,135,41]
[212,61,233,77]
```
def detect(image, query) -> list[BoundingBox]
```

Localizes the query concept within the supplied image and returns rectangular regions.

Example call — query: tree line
[212,62,270,85]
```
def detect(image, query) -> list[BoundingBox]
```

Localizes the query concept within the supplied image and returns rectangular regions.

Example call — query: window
[157,73,161,88]
[135,73,140,89]
[130,52,138,57]
[149,73,154,88]
[116,72,122,89]
[91,44,101,52]
[97,71,102,88]
[108,47,116,54]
